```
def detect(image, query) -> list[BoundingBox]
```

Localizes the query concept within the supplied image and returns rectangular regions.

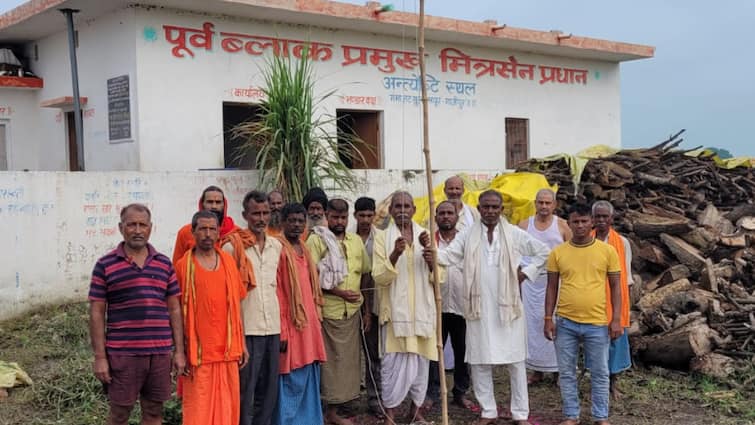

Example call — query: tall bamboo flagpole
[417,1,450,424]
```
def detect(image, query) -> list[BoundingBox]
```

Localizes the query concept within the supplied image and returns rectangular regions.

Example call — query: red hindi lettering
[439,48,472,74]
[369,48,397,73]
[163,22,214,58]
[342,45,369,67]
[539,65,560,84]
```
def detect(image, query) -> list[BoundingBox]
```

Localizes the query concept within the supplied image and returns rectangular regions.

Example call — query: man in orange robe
[176,210,249,425]
[273,203,327,425]
[173,185,239,264]
[591,200,634,401]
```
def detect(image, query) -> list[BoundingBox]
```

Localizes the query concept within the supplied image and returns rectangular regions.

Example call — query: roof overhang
[0,0,654,62]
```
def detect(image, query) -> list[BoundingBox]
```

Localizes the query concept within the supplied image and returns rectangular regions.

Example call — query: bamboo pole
[417,1,449,424]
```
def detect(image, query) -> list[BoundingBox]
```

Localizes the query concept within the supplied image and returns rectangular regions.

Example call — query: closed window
[505,117,529,168]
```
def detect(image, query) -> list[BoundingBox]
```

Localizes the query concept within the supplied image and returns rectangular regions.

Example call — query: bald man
[518,189,571,384]
[443,175,480,233]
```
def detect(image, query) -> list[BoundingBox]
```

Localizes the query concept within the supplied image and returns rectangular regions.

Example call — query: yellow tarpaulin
[0,361,32,389]
[412,172,556,226]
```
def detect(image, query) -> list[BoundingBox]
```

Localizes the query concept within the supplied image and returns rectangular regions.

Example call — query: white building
[0,0,653,173]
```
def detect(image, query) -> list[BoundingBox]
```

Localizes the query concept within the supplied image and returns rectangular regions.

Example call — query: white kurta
[436,221,547,366]
[466,234,528,365]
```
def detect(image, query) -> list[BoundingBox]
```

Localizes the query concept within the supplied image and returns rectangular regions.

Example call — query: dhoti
[522,273,558,372]
[182,361,240,425]
[380,352,429,409]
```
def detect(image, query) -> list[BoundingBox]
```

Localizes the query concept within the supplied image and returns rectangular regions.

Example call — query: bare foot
[610,385,623,401]
[527,371,544,385]
[385,407,396,424]
[421,398,434,410]
[324,408,354,425]
[407,403,426,423]
[452,394,475,410]
[471,418,497,425]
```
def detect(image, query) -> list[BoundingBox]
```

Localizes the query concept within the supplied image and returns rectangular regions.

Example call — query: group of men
[88,175,634,425]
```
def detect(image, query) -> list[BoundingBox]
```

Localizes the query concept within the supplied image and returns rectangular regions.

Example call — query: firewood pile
[517,130,755,381]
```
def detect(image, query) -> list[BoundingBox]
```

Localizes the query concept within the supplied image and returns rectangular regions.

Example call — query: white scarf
[312,225,348,290]
[463,218,522,323]
[384,221,436,338]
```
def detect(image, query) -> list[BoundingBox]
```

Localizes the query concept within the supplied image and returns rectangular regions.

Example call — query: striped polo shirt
[89,242,180,355]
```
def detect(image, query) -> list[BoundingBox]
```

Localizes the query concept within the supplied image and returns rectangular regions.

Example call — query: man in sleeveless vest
[518,189,572,384]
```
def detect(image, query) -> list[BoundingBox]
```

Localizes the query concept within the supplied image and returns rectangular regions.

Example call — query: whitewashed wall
[3,5,621,172]
[134,6,621,171]
[0,168,497,320]
[6,7,139,171]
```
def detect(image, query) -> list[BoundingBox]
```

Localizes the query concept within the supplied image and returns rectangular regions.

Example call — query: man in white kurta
[372,191,437,424]
[435,190,548,425]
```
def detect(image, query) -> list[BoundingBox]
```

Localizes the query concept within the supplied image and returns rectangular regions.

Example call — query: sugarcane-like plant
[233,51,366,202]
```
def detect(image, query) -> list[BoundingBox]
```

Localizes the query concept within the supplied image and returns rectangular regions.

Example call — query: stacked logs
[517,130,755,380]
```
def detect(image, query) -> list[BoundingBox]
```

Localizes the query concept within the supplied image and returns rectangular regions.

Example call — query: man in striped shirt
[89,203,185,425]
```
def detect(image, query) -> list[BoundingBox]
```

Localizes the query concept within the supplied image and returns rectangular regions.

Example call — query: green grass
[0,303,180,425]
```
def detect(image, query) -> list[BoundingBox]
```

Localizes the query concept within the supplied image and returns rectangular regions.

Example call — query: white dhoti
[522,273,559,372]
[380,352,429,408]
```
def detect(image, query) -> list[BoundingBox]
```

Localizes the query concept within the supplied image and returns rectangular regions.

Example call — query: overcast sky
[2,0,753,156]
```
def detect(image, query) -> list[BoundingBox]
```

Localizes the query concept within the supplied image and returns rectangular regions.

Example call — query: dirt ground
[337,366,752,425]
[1,303,753,425]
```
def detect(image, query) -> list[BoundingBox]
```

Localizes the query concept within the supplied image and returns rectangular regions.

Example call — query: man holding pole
[372,191,437,424]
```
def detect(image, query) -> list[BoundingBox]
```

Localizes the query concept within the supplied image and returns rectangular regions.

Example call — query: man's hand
[609,318,623,340]
[280,340,288,353]
[419,231,430,248]
[422,247,436,268]
[239,345,250,369]
[362,313,372,332]
[337,289,362,303]
[517,267,527,284]
[93,357,112,384]
[389,237,407,265]
[543,318,556,341]
[172,351,188,376]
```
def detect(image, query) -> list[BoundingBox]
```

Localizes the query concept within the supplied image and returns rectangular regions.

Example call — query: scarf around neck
[463,218,522,324]
[276,236,323,330]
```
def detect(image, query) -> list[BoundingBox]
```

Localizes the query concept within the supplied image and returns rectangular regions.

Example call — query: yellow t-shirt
[546,239,621,325]
[307,232,371,320]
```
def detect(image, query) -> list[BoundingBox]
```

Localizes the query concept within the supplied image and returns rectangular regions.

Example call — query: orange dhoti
[181,362,240,425]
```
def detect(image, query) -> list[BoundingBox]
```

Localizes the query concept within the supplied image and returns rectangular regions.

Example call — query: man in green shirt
[307,198,371,425]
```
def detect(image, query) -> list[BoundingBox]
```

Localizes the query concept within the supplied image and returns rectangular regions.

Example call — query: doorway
[336,110,382,169]
[65,111,82,171]
[223,102,262,169]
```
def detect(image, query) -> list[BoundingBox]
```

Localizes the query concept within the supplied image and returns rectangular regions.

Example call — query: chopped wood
[660,233,707,272]
[628,211,691,237]
[637,322,714,368]
[701,258,719,293]
[638,278,692,312]
[515,130,755,366]
[737,216,755,232]
[719,232,747,248]
[680,227,719,253]
[689,353,736,379]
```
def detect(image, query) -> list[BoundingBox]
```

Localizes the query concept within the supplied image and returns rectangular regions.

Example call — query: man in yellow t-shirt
[306,198,371,425]
[544,203,622,425]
